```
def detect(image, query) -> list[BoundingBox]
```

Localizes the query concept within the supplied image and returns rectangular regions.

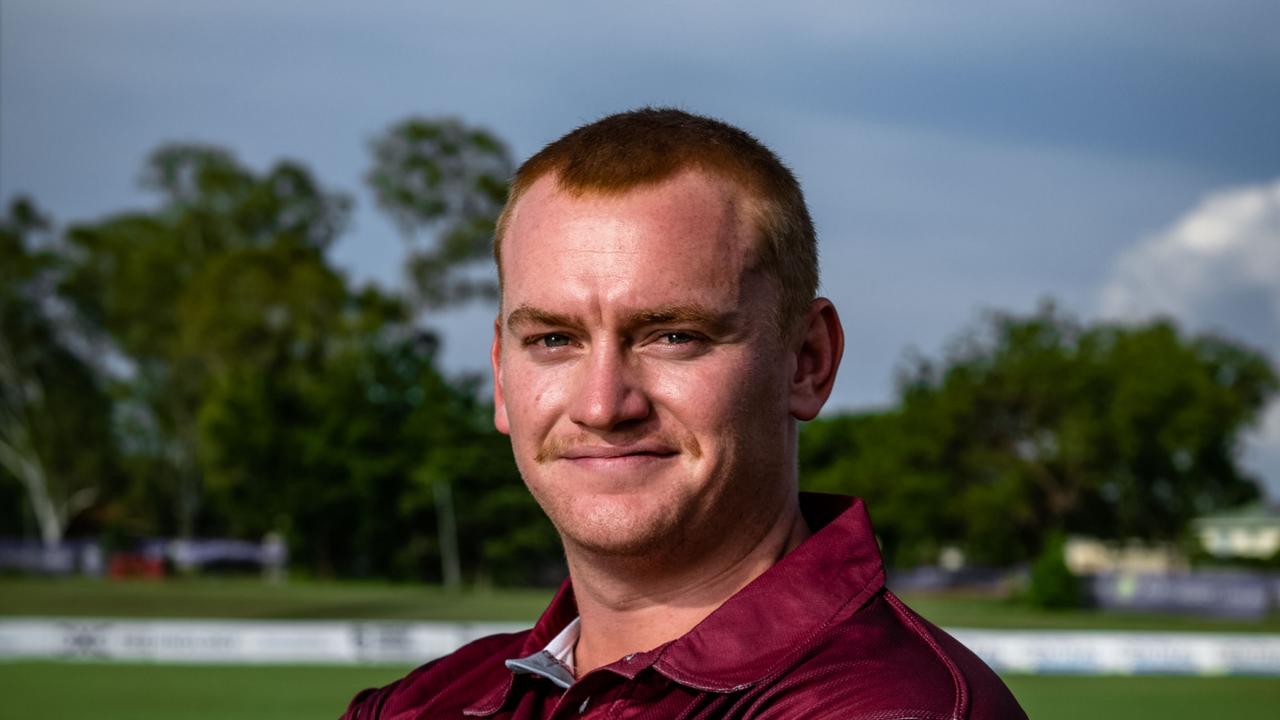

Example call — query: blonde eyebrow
[506,305,585,332]
[624,305,737,334]
[504,303,738,335]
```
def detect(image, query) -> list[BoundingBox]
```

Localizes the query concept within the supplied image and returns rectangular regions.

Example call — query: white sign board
[2,618,1279,675]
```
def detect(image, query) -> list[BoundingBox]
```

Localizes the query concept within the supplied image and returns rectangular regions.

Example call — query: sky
[3,1,1279,493]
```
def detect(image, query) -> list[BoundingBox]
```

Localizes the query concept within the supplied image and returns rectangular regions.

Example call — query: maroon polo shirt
[342,494,1027,719]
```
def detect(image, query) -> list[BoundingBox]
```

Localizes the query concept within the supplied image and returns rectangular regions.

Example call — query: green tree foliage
[58,146,352,537]
[801,304,1277,567]
[12,133,558,583]
[0,199,118,545]
[366,117,512,307]
[194,281,557,581]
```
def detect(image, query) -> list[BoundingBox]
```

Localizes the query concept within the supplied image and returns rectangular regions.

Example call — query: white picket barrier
[2,618,1279,675]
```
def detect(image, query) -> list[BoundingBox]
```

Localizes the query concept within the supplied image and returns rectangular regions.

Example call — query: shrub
[1027,532,1083,609]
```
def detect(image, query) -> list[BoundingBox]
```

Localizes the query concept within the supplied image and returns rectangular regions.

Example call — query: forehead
[500,171,760,310]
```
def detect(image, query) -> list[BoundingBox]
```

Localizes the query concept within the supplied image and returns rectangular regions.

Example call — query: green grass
[1003,674,1280,719]
[1,662,1277,720]
[4,577,1278,634]
[896,590,1280,633]
[0,576,552,621]
[0,661,412,720]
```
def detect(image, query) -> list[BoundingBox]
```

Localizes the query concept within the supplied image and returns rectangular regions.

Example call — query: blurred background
[1,1,1278,718]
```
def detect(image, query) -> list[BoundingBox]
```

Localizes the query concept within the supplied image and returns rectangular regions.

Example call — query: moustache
[535,431,702,463]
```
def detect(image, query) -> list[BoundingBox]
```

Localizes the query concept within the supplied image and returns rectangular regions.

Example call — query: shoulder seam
[883,592,969,720]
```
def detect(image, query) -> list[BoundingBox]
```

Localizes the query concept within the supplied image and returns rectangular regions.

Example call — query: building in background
[1194,502,1280,561]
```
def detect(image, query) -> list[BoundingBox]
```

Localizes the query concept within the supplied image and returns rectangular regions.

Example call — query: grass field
[3,576,1278,633]
[3,577,1278,718]
[0,661,1277,720]
[0,576,554,621]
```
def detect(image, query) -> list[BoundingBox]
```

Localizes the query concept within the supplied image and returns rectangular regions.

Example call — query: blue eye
[542,334,572,348]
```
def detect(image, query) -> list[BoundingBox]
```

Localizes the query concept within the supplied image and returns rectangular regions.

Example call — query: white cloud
[1100,178,1280,494]
[1101,179,1280,325]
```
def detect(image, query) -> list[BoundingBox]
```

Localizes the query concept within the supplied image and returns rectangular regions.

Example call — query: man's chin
[562,533,665,559]
[550,500,689,560]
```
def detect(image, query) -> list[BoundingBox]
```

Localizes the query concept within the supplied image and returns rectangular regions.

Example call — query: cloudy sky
[3,1,1278,492]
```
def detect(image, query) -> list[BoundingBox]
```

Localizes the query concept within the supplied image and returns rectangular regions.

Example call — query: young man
[343,109,1027,719]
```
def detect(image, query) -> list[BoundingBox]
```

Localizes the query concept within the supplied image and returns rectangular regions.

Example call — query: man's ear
[491,318,511,435]
[789,298,844,421]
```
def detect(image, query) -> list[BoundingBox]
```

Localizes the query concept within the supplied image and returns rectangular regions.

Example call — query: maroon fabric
[342,494,1027,719]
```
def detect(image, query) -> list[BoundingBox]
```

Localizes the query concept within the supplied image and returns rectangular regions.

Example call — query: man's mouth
[558,444,679,461]
[536,434,700,464]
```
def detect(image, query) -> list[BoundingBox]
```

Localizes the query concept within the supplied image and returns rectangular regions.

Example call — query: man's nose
[567,345,651,431]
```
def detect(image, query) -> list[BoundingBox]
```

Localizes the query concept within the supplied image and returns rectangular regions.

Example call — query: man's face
[492,170,798,559]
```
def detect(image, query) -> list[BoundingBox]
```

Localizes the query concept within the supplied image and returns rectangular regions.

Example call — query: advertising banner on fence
[2,618,1279,676]
[0,618,524,665]
[950,628,1280,676]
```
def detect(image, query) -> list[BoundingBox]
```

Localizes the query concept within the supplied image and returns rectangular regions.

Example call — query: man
[343,108,1027,719]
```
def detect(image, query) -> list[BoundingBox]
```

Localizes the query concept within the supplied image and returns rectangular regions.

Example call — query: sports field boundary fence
[2,618,1278,676]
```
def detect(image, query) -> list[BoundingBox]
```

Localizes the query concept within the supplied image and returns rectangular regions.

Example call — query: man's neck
[566,501,811,677]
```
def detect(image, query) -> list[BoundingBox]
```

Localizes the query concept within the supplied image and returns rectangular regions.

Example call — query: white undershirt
[542,616,580,674]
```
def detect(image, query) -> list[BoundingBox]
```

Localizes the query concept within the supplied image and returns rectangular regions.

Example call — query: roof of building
[1193,501,1280,529]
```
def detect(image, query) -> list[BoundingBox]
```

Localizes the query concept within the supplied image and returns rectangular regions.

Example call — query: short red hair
[494,108,817,333]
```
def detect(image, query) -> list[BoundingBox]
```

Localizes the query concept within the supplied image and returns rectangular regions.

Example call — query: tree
[800,303,1277,566]
[195,287,431,576]
[58,145,352,537]
[365,117,532,582]
[0,199,117,545]
[366,117,512,307]
[8,125,557,582]
[195,283,557,581]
